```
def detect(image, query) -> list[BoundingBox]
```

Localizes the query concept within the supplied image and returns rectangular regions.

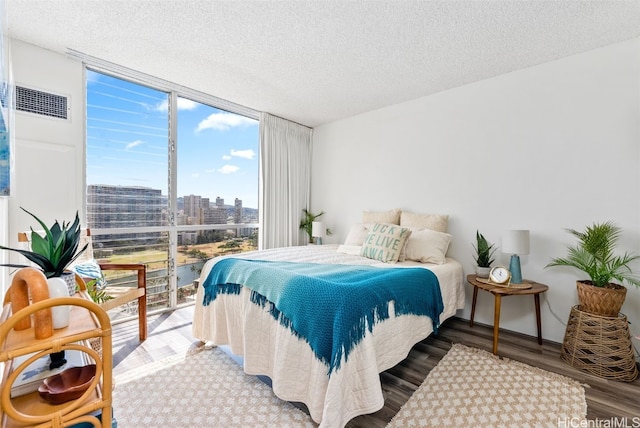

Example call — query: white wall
[1,39,84,282]
[312,38,640,344]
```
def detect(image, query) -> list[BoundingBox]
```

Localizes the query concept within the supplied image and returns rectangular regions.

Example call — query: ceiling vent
[16,86,69,120]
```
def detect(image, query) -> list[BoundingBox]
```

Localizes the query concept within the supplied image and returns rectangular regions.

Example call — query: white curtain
[259,113,313,249]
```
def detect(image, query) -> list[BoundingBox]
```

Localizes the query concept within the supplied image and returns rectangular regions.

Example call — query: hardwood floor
[111,305,640,426]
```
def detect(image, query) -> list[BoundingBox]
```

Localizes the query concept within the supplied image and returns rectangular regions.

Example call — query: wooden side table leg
[534,294,542,345]
[470,286,479,327]
[493,294,501,355]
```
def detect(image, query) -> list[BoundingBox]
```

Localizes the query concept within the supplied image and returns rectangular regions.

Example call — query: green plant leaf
[85,278,113,304]
[546,221,640,288]
[0,208,87,278]
[472,230,496,268]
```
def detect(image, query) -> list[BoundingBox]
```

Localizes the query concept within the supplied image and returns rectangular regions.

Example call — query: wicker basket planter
[576,280,627,317]
[561,306,638,382]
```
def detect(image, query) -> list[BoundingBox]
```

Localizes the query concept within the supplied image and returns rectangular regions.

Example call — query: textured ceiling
[5,1,640,127]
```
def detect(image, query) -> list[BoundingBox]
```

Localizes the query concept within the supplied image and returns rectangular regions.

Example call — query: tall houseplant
[0,208,88,281]
[546,221,640,316]
[472,231,496,278]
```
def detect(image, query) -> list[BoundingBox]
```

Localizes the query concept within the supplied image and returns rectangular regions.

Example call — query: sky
[86,70,259,209]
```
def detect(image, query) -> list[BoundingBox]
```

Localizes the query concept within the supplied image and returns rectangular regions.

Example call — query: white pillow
[362,208,401,225]
[336,244,362,255]
[398,228,412,262]
[343,224,372,246]
[360,223,412,263]
[400,211,449,233]
[404,228,452,264]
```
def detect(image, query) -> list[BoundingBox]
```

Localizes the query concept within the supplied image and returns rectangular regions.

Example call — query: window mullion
[168,91,178,309]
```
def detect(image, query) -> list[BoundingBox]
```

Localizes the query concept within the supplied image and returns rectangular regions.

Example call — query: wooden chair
[17,229,147,341]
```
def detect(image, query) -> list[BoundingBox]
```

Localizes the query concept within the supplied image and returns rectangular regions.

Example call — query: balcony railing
[89,224,258,321]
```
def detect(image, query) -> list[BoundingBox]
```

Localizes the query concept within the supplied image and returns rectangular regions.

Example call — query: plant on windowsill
[299,209,333,244]
[472,230,496,278]
[546,221,640,316]
[0,207,88,291]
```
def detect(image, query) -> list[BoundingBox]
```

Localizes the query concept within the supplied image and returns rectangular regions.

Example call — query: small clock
[489,266,511,285]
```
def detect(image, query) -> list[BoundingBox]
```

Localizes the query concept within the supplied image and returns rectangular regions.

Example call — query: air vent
[16,86,68,119]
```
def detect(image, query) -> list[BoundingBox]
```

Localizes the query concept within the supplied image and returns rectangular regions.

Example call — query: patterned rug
[387,344,587,428]
[112,346,316,427]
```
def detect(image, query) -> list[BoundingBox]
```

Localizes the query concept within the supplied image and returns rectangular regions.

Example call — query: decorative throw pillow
[362,208,401,225]
[400,211,449,233]
[343,223,372,246]
[360,223,412,263]
[404,228,452,264]
[71,259,107,290]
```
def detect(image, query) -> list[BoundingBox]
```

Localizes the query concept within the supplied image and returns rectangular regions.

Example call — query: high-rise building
[183,194,202,224]
[234,198,243,224]
[202,206,227,224]
[87,184,164,228]
[86,184,165,251]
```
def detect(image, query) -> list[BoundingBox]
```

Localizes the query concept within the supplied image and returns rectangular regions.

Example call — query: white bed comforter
[193,245,465,427]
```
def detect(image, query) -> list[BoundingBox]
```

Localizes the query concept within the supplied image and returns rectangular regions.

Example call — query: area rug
[112,346,316,427]
[387,344,587,428]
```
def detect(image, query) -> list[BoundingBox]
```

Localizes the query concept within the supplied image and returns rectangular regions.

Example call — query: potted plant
[83,278,112,304]
[0,207,88,295]
[546,221,640,316]
[299,209,332,244]
[473,231,496,278]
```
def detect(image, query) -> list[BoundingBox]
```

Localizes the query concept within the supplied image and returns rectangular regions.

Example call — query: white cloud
[218,165,240,174]
[178,99,199,110]
[152,100,168,112]
[191,173,200,178]
[125,140,144,150]
[222,155,231,160]
[230,149,256,160]
[152,98,199,112]
[197,112,257,132]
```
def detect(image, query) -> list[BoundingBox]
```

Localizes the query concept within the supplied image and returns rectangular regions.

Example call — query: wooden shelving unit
[0,291,112,427]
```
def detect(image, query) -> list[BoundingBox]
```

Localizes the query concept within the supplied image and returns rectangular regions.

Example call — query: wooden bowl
[38,364,96,404]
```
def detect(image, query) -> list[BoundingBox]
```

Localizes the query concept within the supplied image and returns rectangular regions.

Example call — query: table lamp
[312,221,325,245]
[502,230,530,284]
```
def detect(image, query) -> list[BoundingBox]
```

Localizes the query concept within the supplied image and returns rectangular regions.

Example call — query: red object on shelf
[38,364,96,405]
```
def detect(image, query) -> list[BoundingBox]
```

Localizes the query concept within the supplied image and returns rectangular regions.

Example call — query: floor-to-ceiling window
[86,69,259,319]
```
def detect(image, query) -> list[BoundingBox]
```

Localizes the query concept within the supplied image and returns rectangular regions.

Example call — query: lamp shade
[502,230,530,255]
[312,221,325,238]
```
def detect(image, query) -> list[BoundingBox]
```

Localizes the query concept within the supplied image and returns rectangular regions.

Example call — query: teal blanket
[202,259,443,373]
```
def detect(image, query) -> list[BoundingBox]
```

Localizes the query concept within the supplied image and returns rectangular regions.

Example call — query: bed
[193,220,464,428]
